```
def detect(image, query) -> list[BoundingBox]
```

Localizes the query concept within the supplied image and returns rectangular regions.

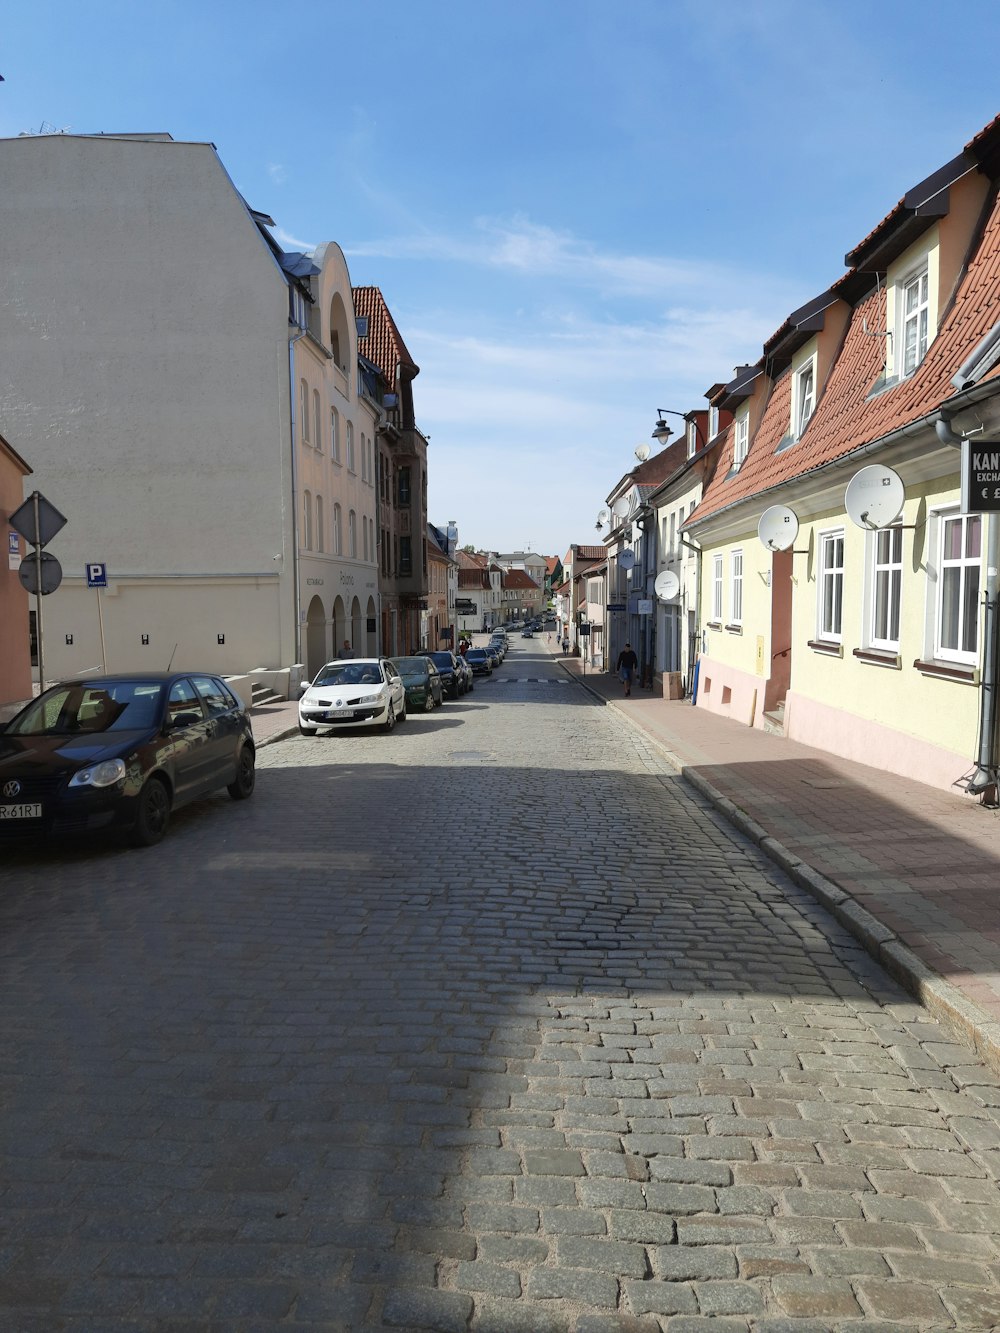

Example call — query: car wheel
[425,692,435,713]
[384,699,397,731]
[227,744,256,800]
[398,697,407,722]
[298,722,318,736]
[129,777,171,847]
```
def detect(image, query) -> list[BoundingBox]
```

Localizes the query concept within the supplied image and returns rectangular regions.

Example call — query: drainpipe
[288,330,306,667]
[938,413,999,796]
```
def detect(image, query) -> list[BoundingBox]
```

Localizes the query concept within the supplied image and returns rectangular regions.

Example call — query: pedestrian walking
[616,642,638,697]
[562,635,569,654]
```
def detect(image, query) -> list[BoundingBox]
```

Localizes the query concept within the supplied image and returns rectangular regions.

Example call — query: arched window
[347,421,355,473]
[330,407,340,463]
[329,292,350,373]
[367,437,374,485]
[362,515,369,563]
[315,495,324,552]
[313,389,322,451]
[349,509,357,558]
[333,503,342,555]
[303,490,313,550]
[300,379,310,444]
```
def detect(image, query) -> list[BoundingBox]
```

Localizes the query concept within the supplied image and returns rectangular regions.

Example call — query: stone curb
[560,662,1000,1077]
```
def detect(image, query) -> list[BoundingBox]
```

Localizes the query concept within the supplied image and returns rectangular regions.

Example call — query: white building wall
[0,133,296,679]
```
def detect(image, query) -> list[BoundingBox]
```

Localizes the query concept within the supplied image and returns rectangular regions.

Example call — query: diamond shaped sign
[8,491,68,548]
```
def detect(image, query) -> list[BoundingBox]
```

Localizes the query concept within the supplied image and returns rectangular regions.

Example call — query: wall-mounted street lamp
[649,408,705,454]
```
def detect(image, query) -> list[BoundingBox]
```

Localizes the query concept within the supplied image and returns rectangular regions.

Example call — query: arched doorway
[333,595,347,657]
[306,595,327,679]
[366,597,378,656]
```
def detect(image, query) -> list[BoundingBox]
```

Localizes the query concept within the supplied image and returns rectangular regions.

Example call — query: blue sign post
[86,562,108,670]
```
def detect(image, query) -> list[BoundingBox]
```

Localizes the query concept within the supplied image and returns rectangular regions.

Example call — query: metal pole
[33,492,45,694]
[97,587,108,673]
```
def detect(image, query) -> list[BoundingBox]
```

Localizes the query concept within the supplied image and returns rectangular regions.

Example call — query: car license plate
[329,709,353,718]
[0,803,42,819]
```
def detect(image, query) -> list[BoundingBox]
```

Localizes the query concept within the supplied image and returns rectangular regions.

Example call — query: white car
[298,658,406,735]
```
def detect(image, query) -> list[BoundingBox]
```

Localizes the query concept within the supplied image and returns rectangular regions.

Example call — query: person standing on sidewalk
[616,642,639,697]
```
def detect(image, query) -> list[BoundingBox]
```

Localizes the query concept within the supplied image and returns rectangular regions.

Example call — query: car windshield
[7,680,166,736]
[312,663,383,688]
[468,650,487,659]
[427,654,453,668]
[394,657,429,679]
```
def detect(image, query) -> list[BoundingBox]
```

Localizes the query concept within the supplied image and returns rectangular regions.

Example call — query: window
[711,555,723,622]
[333,503,342,555]
[668,513,676,559]
[313,389,322,451]
[708,405,720,440]
[869,525,902,649]
[817,530,845,641]
[330,407,340,463]
[400,535,412,576]
[900,266,929,378]
[347,421,355,472]
[315,495,324,553]
[733,412,749,469]
[349,509,357,558]
[303,491,313,551]
[300,379,310,444]
[937,511,981,663]
[398,467,411,506]
[730,549,743,626]
[794,360,815,438]
[686,422,697,458]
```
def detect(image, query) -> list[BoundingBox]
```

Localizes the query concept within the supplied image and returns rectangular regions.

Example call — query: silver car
[298,658,406,735]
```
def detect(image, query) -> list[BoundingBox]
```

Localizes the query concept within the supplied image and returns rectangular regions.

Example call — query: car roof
[46,671,222,688]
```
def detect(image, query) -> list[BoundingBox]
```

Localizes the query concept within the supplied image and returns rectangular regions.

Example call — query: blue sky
[4,2,1000,559]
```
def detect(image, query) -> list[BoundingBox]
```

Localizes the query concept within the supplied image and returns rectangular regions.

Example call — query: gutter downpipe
[938,412,999,797]
[288,329,306,668]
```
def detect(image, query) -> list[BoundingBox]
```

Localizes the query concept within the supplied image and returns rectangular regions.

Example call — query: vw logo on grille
[2,780,22,798]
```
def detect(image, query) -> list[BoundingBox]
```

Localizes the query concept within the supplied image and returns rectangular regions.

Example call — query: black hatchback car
[0,672,255,847]
[416,650,465,699]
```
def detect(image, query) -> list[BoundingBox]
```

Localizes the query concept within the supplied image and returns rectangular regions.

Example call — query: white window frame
[300,379,310,444]
[935,509,982,665]
[347,421,356,473]
[333,503,342,555]
[817,528,845,642]
[303,490,313,551]
[686,422,697,458]
[315,494,324,554]
[730,549,743,626]
[793,358,816,439]
[733,412,749,469]
[900,264,929,378]
[866,525,903,651]
[312,389,322,452]
[349,509,357,558]
[711,554,723,622]
[330,407,341,463]
[708,405,720,440]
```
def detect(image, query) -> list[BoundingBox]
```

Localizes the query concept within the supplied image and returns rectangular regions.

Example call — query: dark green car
[392,656,444,712]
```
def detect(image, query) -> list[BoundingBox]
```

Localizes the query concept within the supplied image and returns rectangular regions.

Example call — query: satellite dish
[845,464,905,529]
[634,442,651,462]
[596,508,609,527]
[612,496,630,520]
[619,549,636,571]
[758,505,799,551]
[654,570,680,601]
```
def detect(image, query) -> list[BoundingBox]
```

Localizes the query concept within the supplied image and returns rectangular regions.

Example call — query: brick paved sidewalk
[548,641,1000,1073]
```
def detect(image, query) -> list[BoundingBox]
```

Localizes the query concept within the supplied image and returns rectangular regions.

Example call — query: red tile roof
[573,545,606,560]
[353,286,419,385]
[691,181,1000,527]
[503,568,540,590]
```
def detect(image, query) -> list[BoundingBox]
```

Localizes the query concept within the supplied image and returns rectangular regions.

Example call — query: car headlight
[69,758,127,789]
[361,692,383,704]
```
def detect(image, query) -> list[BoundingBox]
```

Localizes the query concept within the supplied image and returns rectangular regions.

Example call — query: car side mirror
[299,680,310,695]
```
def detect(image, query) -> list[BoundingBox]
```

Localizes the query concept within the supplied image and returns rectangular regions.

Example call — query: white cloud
[272,225,315,253]
[267,162,287,185]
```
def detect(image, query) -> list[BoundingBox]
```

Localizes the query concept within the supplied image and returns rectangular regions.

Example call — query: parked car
[488,639,506,660]
[521,628,534,638]
[466,649,493,676]
[416,650,465,698]
[0,672,255,847]
[484,644,502,668]
[298,658,405,735]
[454,654,474,693]
[393,656,444,712]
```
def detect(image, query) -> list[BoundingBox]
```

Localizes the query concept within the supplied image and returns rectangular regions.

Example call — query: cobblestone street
[3,648,1000,1330]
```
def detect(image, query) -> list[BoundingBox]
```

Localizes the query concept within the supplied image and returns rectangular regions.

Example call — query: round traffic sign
[17,551,63,596]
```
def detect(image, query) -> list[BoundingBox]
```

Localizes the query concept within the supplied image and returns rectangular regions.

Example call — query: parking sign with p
[86,562,107,588]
